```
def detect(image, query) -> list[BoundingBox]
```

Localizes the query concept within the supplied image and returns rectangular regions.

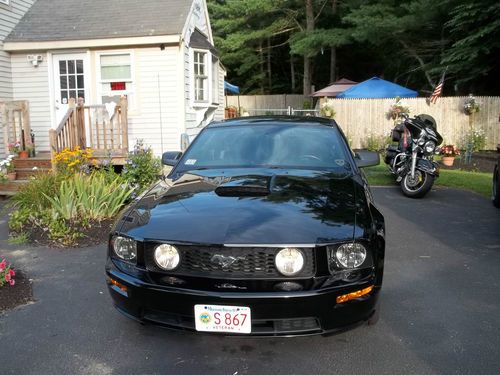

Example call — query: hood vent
[214,176,274,197]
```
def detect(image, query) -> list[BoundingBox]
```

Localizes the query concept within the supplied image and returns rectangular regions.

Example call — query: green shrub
[9,170,133,246]
[122,140,161,193]
[44,173,134,222]
[11,172,65,210]
[461,129,487,152]
[364,133,390,152]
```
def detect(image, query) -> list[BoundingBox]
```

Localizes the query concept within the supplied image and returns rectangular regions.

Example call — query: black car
[106,117,385,336]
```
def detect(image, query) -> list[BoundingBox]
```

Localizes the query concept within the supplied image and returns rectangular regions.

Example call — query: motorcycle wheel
[400,169,434,198]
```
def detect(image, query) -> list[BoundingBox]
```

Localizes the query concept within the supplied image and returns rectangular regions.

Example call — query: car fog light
[424,141,436,153]
[275,248,304,277]
[335,243,367,269]
[154,244,180,270]
[274,281,303,291]
[112,236,137,261]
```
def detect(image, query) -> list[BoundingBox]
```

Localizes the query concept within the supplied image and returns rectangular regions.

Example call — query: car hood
[118,168,363,245]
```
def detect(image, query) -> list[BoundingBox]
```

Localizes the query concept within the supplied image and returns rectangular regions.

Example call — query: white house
[0,0,225,158]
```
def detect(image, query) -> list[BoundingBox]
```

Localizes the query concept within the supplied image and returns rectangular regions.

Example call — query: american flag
[430,71,446,104]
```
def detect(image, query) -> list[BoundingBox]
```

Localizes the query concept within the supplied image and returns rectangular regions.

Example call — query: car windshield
[175,123,352,172]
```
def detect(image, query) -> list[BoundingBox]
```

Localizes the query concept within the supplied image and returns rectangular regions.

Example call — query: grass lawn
[364,162,493,198]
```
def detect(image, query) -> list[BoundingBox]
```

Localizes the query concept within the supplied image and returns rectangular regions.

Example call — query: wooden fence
[224,95,500,149]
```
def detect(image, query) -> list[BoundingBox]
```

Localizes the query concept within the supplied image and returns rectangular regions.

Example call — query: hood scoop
[214,176,273,197]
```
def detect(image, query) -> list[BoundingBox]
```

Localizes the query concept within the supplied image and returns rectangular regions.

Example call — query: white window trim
[192,48,212,107]
[0,0,10,6]
[96,50,136,111]
[211,56,219,105]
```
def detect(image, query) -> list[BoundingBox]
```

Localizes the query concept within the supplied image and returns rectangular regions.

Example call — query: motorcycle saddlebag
[391,123,405,142]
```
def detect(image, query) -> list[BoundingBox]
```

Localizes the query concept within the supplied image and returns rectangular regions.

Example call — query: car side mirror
[162,151,183,166]
[354,150,380,168]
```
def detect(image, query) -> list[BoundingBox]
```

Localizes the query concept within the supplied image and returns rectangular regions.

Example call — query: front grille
[144,244,315,279]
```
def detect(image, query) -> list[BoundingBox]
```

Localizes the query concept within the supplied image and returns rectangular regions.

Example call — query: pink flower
[9,269,15,277]
[5,273,11,282]
[9,279,15,286]
[0,259,6,272]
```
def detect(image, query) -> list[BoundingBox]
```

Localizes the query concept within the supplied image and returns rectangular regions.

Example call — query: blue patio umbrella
[337,77,418,98]
[224,81,240,94]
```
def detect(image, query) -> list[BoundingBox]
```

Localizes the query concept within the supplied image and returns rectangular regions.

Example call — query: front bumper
[106,260,380,337]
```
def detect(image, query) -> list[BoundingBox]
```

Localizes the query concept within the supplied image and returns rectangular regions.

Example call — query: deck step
[15,168,51,180]
[13,156,52,169]
[0,180,28,196]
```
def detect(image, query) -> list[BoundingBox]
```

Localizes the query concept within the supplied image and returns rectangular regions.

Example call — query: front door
[52,53,89,126]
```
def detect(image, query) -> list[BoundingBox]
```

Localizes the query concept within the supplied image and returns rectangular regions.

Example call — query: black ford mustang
[106,117,385,336]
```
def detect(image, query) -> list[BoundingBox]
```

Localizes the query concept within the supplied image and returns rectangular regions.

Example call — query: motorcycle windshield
[406,118,443,145]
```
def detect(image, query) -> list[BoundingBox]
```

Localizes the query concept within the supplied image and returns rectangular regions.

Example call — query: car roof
[207,116,338,128]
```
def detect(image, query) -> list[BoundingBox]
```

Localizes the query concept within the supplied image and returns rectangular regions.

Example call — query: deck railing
[1,100,31,154]
[49,97,129,161]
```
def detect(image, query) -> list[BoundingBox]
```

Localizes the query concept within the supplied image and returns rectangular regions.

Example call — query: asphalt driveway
[1,187,499,375]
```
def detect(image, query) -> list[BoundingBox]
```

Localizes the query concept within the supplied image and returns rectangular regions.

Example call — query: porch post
[119,96,129,155]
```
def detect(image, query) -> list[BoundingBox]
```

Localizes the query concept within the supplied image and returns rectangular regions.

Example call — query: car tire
[493,164,500,208]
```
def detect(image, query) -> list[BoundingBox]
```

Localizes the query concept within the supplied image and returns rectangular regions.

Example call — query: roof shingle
[6,0,193,42]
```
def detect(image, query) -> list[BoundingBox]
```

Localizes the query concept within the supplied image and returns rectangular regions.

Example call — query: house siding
[182,0,223,140]
[1,0,37,156]
[10,52,51,151]
[126,46,185,154]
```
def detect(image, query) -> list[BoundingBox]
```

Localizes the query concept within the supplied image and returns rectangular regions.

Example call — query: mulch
[27,219,114,248]
[0,270,33,313]
[439,151,498,173]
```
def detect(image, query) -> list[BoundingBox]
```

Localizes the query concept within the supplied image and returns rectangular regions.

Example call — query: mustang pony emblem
[211,254,246,269]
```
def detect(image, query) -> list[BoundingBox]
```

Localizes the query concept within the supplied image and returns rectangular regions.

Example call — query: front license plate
[194,304,251,334]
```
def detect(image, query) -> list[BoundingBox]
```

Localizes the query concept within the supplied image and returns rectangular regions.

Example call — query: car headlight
[275,248,304,277]
[335,243,367,269]
[112,236,137,261]
[154,244,180,270]
[424,141,436,153]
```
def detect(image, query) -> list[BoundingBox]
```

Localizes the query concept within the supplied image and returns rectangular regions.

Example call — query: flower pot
[18,151,29,159]
[7,172,16,181]
[442,156,455,167]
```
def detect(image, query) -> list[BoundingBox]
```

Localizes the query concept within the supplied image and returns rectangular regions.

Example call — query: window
[99,53,134,105]
[0,0,10,6]
[194,51,208,102]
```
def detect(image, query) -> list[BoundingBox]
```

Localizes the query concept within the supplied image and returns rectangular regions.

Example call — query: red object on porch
[111,82,126,91]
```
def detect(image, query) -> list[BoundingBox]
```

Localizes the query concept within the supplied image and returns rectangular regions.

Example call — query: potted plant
[0,155,16,181]
[440,145,460,166]
[463,94,480,115]
[387,97,410,120]
[8,141,21,156]
[320,98,336,119]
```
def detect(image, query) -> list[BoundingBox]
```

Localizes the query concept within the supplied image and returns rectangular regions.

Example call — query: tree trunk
[259,40,264,94]
[330,0,338,83]
[330,48,336,83]
[290,54,296,93]
[303,0,315,96]
[267,37,272,93]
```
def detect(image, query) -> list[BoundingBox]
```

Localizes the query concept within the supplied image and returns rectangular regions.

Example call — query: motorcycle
[384,114,443,198]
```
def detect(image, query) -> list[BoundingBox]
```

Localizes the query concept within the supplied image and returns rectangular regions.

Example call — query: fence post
[287,106,292,116]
